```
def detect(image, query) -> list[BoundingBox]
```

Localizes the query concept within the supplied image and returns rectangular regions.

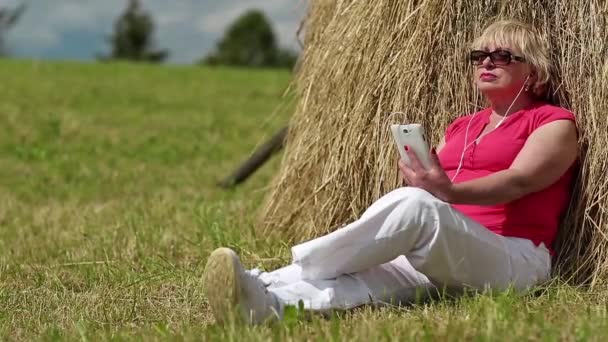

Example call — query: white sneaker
[203,247,282,324]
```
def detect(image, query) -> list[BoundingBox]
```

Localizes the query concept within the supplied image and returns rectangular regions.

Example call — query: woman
[203,20,578,324]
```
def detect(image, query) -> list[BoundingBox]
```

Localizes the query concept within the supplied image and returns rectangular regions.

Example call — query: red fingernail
[404,145,409,152]
[431,148,437,155]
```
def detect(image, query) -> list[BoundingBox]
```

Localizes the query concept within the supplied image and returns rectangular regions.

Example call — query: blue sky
[1,0,307,64]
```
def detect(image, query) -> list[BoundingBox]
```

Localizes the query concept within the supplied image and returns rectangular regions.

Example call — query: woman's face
[473,43,532,98]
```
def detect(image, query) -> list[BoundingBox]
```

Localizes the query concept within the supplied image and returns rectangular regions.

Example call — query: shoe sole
[203,247,240,324]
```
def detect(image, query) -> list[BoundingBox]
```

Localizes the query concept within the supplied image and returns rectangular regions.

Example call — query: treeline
[0,0,298,69]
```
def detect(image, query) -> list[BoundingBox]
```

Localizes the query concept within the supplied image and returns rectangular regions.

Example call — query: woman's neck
[488,94,535,117]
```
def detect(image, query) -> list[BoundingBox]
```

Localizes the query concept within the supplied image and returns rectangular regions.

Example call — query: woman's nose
[481,56,494,68]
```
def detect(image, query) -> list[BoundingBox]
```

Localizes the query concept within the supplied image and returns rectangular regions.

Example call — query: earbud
[523,74,532,92]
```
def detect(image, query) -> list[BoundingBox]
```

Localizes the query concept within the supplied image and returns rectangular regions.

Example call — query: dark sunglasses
[469,50,525,66]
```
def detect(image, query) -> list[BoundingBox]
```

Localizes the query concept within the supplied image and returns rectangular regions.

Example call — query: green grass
[1,59,607,341]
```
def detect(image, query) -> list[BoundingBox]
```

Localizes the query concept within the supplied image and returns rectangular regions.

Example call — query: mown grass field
[1,59,608,341]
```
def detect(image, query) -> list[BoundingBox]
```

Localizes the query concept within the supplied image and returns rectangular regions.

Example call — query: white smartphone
[390,124,432,169]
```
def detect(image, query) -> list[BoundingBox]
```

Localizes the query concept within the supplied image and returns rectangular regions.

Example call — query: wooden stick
[218,126,288,188]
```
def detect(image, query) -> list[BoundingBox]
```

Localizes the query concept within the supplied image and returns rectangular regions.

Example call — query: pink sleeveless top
[438,102,576,251]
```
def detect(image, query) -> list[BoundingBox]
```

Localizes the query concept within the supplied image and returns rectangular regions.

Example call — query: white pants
[259,187,551,311]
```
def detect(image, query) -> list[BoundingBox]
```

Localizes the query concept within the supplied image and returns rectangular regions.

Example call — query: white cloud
[0,0,22,7]
[6,0,120,51]
[6,27,58,49]
[48,1,119,29]
[156,12,188,26]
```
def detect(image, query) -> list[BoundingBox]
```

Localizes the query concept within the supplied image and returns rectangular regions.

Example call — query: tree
[0,4,25,56]
[100,0,168,63]
[201,9,297,69]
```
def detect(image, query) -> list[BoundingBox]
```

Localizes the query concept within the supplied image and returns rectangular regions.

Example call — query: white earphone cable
[450,75,531,182]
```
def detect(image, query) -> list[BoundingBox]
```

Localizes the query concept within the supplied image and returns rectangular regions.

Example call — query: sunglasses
[469,50,525,66]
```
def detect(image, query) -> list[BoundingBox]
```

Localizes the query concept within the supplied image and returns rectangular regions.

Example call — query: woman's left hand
[398,147,455,203]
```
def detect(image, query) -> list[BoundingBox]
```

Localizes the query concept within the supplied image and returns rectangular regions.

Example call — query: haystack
[261,0,608,285]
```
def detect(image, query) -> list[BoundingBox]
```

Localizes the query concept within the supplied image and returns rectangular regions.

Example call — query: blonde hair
[471,20,553,97]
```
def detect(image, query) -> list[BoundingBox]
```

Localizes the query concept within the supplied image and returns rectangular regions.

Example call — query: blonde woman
[203,20,578,324]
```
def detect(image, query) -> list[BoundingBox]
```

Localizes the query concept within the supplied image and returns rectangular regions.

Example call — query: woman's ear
[530,72,548,97]
[525,69,540,94]
[527,69,538,86]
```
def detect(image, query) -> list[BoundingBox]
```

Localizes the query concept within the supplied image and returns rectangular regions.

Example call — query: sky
[1,0,308,64]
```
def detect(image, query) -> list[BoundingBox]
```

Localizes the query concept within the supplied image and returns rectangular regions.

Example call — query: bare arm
[448,120,578,205]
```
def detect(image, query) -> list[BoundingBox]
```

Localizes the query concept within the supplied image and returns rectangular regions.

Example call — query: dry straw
[260,0,607,285]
